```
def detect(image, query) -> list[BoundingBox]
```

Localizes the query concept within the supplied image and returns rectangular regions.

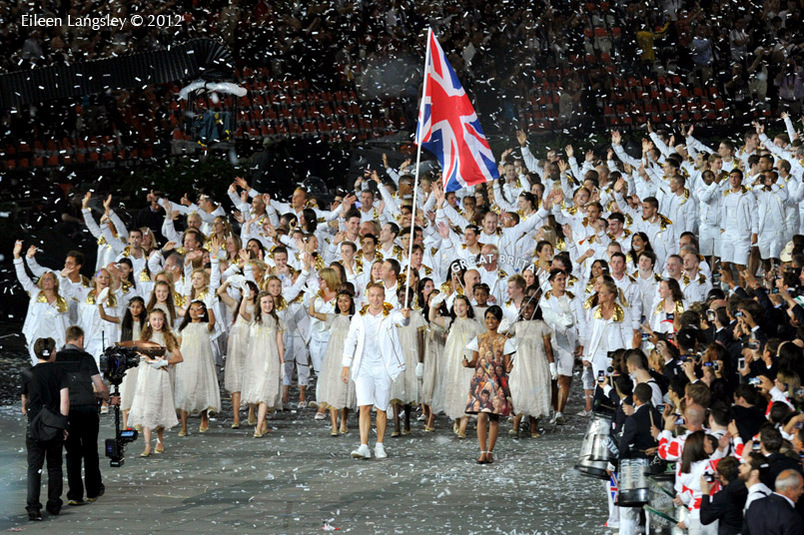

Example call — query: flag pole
[404,27,432,310]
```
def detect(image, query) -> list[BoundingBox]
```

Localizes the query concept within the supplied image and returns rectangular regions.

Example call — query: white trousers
[283,332,311,387]
[309,332,330,375]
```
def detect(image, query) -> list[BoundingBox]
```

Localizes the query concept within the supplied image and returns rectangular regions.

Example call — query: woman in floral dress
[463,305,515,465]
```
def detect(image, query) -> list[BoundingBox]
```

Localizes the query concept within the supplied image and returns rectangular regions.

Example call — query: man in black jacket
[21,338,69,521]
[732,385,767,443]
[618,383,662,460]
[700,456,748,535]
[55,326,115,506]
[743,469,803,535]
[760,427,804,490]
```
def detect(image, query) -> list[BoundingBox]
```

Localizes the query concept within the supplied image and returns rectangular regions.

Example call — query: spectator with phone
[700,456,748,535]
[757,427,804,491]
[652,403,707,462]
[732,385,767,443]
[740,338,780,381]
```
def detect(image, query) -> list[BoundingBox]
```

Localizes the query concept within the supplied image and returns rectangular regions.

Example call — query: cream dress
[420,322,447,410]
[508,320,553,418]
[128,331,179,430]
[241,317,285,407]
[317,314,356,410]
[174,322,221,413]
[119,320,143,411]
[224,303,253,394]
[390,309,427,405]
[443,316,484,419]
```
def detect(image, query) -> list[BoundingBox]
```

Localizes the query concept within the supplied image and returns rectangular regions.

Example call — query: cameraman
[55,326,116,506]
[21,338,69,521]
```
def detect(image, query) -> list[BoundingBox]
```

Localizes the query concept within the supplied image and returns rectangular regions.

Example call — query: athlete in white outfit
[341,283,410,460]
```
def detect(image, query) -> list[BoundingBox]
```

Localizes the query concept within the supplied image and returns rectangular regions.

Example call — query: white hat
[780,241,795,263]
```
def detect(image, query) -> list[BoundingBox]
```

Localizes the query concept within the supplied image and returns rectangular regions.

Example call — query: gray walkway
[0,394,610,534]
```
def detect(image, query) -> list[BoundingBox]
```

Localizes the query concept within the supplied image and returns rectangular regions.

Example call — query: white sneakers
[350,443,388,460]
[351,444,371,459]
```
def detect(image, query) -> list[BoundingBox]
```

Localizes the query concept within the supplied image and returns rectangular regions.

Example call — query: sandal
[140,449,152,458]
[476,451,489,464]
[154,440,164,454]
[391,430,401,438]
[330,429,339,437]
[486,451,494,464]
[424,426,435,432]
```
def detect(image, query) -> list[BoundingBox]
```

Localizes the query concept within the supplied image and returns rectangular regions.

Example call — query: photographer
[21,337,69,521]
[55,326,116,506]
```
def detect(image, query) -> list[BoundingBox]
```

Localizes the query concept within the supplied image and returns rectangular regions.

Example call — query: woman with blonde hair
[13,240,70,365]
[309,266,341,417]
[139,227,158,255]
[80,267,123,365]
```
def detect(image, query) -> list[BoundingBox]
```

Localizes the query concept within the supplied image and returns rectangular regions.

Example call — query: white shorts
[758,232,784,260]
[581,365,594,390]
[698,225,720,257]
[354,366,392,412]
[554,344,575,377]
[720,236,750,266]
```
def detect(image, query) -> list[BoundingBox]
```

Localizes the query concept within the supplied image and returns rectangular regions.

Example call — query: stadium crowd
[3,0,804,154]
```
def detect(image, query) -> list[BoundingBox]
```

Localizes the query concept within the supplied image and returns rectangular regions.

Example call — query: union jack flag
[415,29,500,193]
[609,473,618,501]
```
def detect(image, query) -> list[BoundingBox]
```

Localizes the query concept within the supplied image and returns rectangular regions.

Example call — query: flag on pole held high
[414,28,500,193]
